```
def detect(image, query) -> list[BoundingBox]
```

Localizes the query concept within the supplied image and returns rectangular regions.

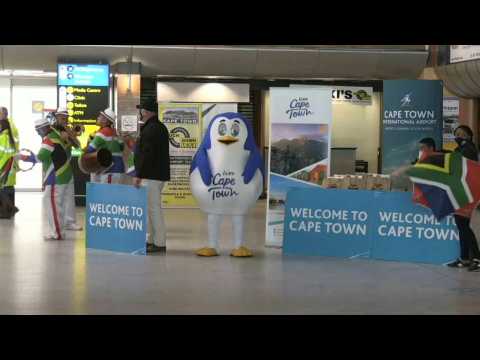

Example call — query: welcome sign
[283,188,459,265]
[86,183,147,255]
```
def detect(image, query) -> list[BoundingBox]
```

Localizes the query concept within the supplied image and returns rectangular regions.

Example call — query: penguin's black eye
[218,122,227,136]
[231,122,240,137]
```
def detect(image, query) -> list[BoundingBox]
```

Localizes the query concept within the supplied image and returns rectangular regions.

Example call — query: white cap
[55,108,69,116]
[100,108,116,123]
[34,118,50,129]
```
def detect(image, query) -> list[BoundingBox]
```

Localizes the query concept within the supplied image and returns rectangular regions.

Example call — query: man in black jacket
[134,97,171,253]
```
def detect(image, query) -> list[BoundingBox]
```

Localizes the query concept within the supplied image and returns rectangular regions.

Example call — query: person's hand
[391,167,408,178]
[60,131,70,142]
[133,177,142,188]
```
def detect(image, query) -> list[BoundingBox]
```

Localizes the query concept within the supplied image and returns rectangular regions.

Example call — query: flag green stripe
[406,152,470,207]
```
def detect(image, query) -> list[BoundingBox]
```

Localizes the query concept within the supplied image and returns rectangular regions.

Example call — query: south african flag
[406,151,480,220]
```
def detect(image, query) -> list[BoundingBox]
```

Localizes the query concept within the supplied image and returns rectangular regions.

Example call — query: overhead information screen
[58,64,109,87]
[57,63,110,125]
[57,63,110,153]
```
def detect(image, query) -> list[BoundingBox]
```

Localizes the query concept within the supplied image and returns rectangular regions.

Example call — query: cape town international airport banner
[266,88,332,247]
[159,103,237,208]
[382,80,443,190]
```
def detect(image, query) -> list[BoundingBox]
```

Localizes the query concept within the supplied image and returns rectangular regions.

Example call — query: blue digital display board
[57,64,110,87]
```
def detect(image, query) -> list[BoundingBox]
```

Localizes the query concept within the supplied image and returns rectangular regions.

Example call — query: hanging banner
[266,87,332,247]
[382,80,443,190]
[159,103,238,208]
[443,97,460,151]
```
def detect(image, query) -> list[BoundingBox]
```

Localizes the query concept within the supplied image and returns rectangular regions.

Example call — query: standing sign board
[86,183,147,255]
[381,80,443,189]
[283,187,459,265]
[266,87,332,247]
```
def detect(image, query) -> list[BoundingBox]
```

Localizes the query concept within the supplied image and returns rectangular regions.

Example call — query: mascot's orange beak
[218,135,238,144]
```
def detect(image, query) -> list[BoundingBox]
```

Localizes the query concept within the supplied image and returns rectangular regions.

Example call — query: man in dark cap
[134,97,171,253]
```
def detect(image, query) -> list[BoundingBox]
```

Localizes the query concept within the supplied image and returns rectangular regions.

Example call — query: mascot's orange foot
[196,247,219,257]
[230,247,253,258]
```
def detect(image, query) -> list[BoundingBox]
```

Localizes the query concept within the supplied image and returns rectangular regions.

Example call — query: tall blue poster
[382,80,443,189]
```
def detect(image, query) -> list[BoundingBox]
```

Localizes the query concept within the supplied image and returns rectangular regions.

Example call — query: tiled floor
[1,192,480,314]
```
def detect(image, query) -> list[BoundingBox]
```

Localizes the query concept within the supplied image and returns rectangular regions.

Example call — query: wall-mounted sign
[450,45,480,64]
[32,100,44,114]
[121,115,138,133]
[291,85,373,105]
[443,97,460,151]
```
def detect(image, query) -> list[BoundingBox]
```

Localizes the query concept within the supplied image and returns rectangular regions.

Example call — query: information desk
[283,187,459,265]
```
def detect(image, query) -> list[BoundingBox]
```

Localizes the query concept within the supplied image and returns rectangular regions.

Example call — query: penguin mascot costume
[190,112,264,257]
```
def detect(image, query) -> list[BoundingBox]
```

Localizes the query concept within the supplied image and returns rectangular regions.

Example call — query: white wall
[331,92,381,173]
[0,78,11,113]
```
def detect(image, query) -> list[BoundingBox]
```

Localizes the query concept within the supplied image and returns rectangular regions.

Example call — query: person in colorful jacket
[85,108,125,184]
[51,108,82,231]
[0,107,19,213]
[123,134,137,182]
[21,118,73,240]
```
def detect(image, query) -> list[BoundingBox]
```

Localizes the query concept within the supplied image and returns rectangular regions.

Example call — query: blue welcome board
[283,188,459,265]
[86,183,147,255]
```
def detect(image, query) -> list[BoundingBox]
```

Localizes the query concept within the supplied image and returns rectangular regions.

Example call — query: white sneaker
[66,224,83,231]
[44,235,63,241]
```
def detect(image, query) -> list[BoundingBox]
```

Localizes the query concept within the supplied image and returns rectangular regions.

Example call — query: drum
[78,148,113,174]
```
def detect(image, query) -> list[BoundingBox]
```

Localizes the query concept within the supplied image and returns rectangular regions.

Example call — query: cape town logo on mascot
[190,112,264,257]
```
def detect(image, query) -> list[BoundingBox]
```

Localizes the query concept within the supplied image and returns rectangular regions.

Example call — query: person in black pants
[447,125,480,271]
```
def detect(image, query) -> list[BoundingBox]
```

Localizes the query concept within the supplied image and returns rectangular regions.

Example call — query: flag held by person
[406,151,480,220]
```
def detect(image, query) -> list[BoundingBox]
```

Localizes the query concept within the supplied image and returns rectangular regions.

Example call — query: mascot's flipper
[196,247,219,257]
[230,247,253,258]
[190,146,212,186]
[242,149,264,184]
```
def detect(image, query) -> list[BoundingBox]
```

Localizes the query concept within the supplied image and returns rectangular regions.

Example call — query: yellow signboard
[159,103,202,208]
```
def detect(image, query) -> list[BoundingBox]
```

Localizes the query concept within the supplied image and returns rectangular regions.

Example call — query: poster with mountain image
[266,88,332,247]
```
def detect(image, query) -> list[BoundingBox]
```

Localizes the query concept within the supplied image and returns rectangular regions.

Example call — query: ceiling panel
[255,49,317,77]
[193,48,257,76]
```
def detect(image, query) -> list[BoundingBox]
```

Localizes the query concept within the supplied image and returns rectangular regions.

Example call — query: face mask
[418,150,424,160]
[455,137,465,146]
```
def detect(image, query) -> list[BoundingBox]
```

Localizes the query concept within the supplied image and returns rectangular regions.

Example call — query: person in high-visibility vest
[85,108,125,184]
[0,107,19,215]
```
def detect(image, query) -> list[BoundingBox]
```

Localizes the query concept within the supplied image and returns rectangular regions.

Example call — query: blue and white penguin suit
[190,113,264,257]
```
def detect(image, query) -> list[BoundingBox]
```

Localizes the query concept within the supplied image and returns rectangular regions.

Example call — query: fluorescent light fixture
[10,70,57,77]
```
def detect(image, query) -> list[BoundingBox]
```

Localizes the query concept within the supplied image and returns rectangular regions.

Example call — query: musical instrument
[78,148,113,175]
[16,148,35,172]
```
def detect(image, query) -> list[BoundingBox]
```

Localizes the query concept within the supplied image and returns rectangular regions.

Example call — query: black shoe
[146,244,166,253]
[468,260,480,272]
[447,259,471,268]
